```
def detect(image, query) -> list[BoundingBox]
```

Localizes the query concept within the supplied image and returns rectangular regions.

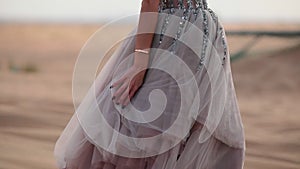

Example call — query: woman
[54,0,246,168]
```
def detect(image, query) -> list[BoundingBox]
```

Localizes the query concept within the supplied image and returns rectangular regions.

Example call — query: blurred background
[0,0,299,168]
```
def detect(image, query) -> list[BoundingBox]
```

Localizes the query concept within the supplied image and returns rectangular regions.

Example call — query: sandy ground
[0,23,299,169]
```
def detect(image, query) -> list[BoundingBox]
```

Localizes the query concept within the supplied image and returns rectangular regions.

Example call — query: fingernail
[112,96,115,100]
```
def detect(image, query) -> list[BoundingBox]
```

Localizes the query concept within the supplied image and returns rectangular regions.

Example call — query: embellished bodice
[159,0,209,11]
[155,0,227,70]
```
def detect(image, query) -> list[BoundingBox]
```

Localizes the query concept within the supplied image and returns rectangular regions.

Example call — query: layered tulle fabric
[54,4,245,169]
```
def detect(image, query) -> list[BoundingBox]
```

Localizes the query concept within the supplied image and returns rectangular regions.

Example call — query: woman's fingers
[110,66,146,108]
[119,78,137,106]
[122,84,140,107]
[113,80,129,104]
[121,83,136,107]
[111,72,128,88]
[118,86,130,107]
[129,85,139,99]
[123,97,131,107]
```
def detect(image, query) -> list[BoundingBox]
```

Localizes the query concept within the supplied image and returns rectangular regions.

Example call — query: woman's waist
[160,0,208,10]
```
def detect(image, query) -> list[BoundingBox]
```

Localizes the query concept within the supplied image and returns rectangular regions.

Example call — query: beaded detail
[197,8,209,70]
[220,26,228,65]
[170,1,191,54]
[177,0,184,9]
[159,13,170,45]
[208,8,218,25]
[157,0,226,69]
[203,0,208,10]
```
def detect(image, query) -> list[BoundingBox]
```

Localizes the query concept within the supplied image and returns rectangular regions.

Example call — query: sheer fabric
[54,1,245,168]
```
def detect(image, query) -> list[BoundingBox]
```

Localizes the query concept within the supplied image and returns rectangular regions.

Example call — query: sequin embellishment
[157,0,227,69]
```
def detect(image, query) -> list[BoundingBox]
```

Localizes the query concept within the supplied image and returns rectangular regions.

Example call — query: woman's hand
[110,64,148,108]
[109,0,159,108]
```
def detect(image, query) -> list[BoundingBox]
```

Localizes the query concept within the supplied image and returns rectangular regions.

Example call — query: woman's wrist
[133,51,149,69]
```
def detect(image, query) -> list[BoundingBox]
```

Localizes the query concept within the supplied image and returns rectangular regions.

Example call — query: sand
[0,23,299,169]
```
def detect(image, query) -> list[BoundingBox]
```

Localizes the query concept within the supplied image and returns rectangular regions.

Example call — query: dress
[54,0,246,168]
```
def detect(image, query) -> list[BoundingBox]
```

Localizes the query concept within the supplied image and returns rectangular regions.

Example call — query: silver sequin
[157,0,225,68]
[220,26,228,65]
[197,8,209,70]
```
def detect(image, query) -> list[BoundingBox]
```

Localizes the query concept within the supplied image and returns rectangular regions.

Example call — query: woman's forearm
[134,0,160,68]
